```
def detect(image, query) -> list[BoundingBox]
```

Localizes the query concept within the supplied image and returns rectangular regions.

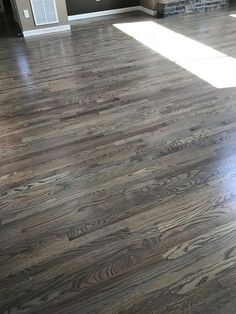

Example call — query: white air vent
[30,0,59,26]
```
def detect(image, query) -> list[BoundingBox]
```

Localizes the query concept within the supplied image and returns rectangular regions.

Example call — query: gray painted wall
[140,0,156,10]
[14,0,69,32]
[66,0,139,15]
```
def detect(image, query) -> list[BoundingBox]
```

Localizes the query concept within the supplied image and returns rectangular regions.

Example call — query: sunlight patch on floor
[114,21,236,89]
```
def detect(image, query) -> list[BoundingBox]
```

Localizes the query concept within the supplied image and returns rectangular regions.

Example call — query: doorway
[0,0,22,37]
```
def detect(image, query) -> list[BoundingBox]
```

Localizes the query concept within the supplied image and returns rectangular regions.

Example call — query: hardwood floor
[1,7,236,314]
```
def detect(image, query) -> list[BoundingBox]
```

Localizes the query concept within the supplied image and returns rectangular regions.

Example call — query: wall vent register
[30,0,59,26]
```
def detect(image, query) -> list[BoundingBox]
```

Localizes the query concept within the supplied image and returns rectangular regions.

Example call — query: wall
[10,0,22,28]
[14,0,69,32]
[139,0,156,10]
[66,0,139,15]
[0,0,4,12]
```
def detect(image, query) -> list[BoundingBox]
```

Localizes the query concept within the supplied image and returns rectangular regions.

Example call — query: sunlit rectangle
[114,21,236,88]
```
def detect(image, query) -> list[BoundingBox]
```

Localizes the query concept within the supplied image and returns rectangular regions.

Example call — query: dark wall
[66,0,139,15]
[3,0,14,19]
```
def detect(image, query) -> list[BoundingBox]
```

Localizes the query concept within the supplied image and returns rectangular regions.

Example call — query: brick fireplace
[156,0,229,17]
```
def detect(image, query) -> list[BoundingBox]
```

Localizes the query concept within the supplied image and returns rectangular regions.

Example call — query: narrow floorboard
[1,7,236,314]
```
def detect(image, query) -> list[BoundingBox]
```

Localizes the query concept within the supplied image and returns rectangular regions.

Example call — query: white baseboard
[69,6,140,21]
[22,6,156,37]
[23,24,71,37]
[139,6,157,16]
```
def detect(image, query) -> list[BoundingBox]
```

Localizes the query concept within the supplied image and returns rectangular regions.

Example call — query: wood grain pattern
[1,7,236,314]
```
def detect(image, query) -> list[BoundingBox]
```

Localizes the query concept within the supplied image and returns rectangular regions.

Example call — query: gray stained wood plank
[1,7,236,314]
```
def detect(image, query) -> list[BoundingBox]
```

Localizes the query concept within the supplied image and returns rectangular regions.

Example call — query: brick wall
[157,0,229,17]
